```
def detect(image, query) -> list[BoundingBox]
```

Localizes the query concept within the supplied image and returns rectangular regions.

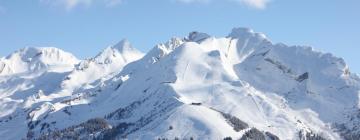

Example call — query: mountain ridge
[0,28,359,140]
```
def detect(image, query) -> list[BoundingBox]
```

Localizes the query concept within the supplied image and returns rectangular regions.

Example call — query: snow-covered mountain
[61,39,144,90]
[0,47,79,76]
[1,28,360,140]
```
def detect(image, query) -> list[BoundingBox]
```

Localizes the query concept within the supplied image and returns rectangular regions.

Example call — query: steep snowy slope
[0,47,79,115]
[60,39,144,90]
[0,42,144,140]
[1,28,360,140]
[0,47,80,139]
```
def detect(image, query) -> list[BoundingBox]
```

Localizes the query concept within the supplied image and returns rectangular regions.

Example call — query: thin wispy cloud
[40,0,270,11]
[40,0,92,11]
[237,0,270,9]
[176,0,210,4]
[40,0,122,11]
[177,0,271,9]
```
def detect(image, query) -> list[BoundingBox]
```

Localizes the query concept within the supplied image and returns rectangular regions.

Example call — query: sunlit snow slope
[0,28,359,140]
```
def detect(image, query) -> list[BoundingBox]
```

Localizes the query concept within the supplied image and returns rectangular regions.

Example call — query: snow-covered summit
[63,39,144,89]
[112,39,140,54]
[228,27,268,40]
[186,31,211,42]
[92,39,143,65]
[0,47,79,76]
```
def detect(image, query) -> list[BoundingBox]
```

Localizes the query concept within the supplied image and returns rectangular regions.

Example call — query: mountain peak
[228,27,268,40]
[0,47,79,76]
[93,39,143,64]
[228,27,253,37]
[6,47,44,61]
[111,39,134,53]
[6,47,78,61]
[186,31,211,42]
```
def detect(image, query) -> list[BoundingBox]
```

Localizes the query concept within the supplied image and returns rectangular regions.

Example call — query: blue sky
[0,0,359,73]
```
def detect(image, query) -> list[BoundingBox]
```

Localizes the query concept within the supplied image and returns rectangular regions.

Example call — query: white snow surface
[0,28,359,140]
[0,47,79,76]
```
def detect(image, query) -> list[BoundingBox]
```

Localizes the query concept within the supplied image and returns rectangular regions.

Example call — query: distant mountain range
[1,28,359,140]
